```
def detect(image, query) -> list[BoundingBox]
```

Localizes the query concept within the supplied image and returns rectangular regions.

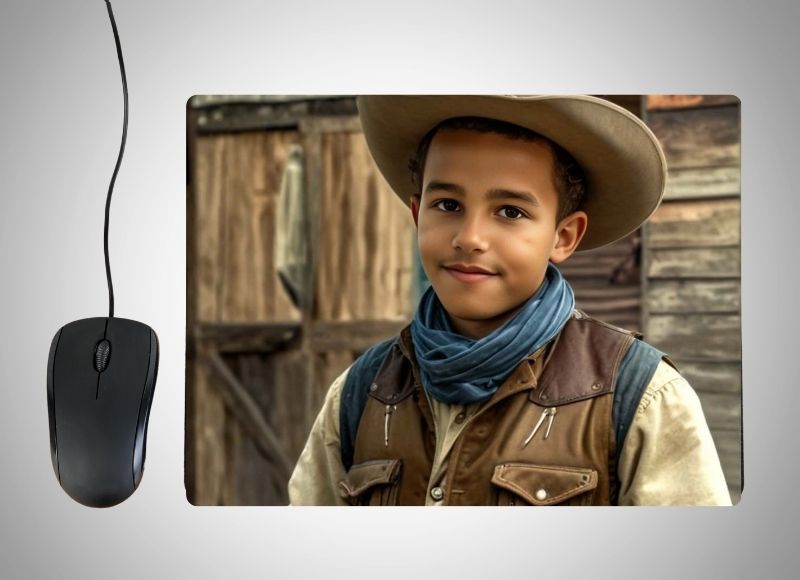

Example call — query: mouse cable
[103,0,127,318]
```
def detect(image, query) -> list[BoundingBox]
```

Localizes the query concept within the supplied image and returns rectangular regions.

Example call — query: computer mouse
[47,316,159,507]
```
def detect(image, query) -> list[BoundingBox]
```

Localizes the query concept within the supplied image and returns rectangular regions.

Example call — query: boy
[288,95,732,506]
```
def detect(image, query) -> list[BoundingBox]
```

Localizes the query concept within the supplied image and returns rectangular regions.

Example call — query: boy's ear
[410,195,420,227]
[549,211,588,264]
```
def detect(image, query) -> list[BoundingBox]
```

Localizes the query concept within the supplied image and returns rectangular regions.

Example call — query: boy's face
[411,128,587,339]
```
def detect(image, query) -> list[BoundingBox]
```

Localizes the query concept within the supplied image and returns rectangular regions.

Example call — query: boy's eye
[434,199,460,212]
[499,206,525,220]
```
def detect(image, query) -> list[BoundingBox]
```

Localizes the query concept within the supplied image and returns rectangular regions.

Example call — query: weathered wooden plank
[299,128,324,452]
[229,419,283,505]
[647,279,740,313]
[574,296,640,314]
[646,313,741,360]
[193,97,358,134]
[572,285,640,300]
[193,136,225,322]
[696,391,741,432]
[220,407,238,506]
[195,321,301,353]
[313,350,357,429]
[190,95,351,108]
[648,199,740,248]
[258,349,316,464]
[673,360,741,394]
[193,131,304,323]
[561,253,634,279]
[646,95,740,111]
[184,101,200,502]
[647,247,740,279]
[571,234,640,259]
[299,115,363,134]
[579,301,638,327]
[646,105,740,169]
[588,315,640,334]
[709,427,743,500]
[664,166,740,200]
[218,131,303,322]
[190,358,227,505]
[316,131,415,322]
[563,252,631,267]
[311,320,408,353]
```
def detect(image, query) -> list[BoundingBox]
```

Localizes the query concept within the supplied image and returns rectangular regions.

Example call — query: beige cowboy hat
[356,95,667,251]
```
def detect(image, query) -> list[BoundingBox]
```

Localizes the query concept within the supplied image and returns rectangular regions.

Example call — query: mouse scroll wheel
[94,339,111,372]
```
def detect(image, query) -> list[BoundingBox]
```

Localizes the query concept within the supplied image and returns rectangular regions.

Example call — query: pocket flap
[338,459,402,498]
[491,463,598,506]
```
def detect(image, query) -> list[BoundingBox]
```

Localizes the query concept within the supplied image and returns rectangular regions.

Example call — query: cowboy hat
[356,95,667,251]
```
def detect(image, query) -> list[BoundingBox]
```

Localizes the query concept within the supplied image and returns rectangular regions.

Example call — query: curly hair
[407,116,586,221]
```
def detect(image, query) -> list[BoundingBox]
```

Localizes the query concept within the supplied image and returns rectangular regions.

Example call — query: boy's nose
[451,214,489,253]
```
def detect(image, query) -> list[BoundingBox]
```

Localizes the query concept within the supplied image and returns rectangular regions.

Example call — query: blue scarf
[410,263,575,405]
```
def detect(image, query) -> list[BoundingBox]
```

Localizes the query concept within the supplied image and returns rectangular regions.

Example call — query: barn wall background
[186,95,742,505]
[186,97,414,505]
[643,95,742,502]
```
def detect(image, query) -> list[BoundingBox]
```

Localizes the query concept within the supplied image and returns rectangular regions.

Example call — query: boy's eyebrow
[485,188,540,207]
[424,180,466,196]
[424,180,540,207]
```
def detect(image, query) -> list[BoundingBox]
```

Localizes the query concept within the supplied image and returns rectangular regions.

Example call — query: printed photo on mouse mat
[184,95,741,506]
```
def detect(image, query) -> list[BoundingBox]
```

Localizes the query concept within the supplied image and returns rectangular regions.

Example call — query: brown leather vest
[338,312,637,506]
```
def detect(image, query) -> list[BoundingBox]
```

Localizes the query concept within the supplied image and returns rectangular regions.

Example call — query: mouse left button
[49,317,107,503]
[52,318,107,396]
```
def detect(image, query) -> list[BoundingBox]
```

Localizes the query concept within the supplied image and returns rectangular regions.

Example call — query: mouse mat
[184,94,742,506]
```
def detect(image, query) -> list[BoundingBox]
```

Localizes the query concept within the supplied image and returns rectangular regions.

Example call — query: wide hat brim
[356,95,667,251]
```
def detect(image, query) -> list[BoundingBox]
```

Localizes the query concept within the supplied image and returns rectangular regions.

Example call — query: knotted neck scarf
[410,262,575,405]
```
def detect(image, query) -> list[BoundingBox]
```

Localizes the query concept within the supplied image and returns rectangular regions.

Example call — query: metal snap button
[535,488,547,501]
[591,382,603,391]
[369,383,378,392]
[430,486,444,501]
[454,412,466,424]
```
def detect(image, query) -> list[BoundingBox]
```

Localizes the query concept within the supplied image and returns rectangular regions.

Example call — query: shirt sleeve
[617,360,733,506]
[287,366,350,506]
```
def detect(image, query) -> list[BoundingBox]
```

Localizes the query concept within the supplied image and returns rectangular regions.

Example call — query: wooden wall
[643,95,742,503]
[560,231,642,332]
[187,128,304,505]
[186,99,414,505]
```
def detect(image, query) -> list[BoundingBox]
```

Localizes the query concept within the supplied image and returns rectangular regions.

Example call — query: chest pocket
[491,463,598,506]
[338,459,403,506]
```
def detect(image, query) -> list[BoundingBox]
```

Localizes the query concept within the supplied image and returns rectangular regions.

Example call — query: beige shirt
[288,360,732,506]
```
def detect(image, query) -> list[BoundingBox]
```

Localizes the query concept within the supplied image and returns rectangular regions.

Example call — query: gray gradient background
[0,0,794,577]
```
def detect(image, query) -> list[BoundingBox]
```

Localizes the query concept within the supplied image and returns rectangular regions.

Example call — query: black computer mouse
[47,316,159,507]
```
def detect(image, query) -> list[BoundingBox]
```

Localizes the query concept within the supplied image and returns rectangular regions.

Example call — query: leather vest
[337,312,637,506]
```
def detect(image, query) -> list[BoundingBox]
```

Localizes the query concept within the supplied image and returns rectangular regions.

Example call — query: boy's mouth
[443,263,498,283]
